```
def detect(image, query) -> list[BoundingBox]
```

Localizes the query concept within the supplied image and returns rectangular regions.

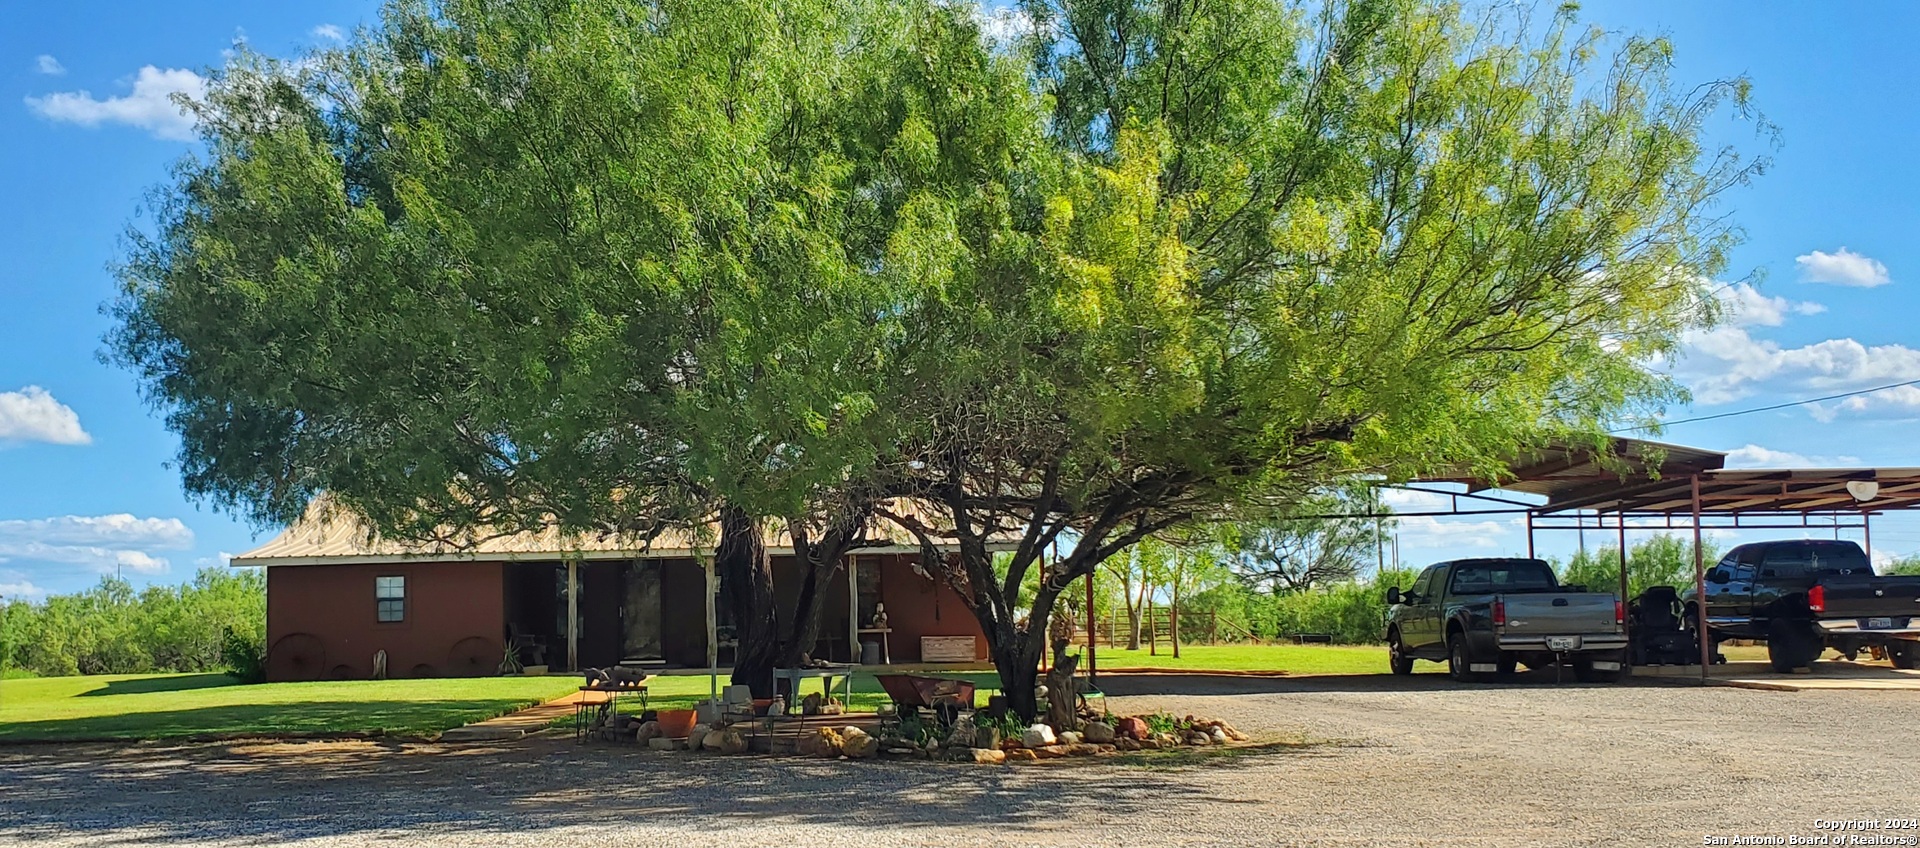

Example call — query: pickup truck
[1682,539,1920,672]
[1385,558,1627,683]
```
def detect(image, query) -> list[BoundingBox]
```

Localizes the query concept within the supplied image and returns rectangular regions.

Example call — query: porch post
[705,554,717,704]
[847,556,859,665]
[566,559,579,673]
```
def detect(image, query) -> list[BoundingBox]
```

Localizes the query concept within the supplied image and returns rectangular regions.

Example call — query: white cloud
[25,65,207,141]
[0,580,46,599]
[194,551,237,568]
[34,55,65,76]
[0,386,90,446]
[311,24,344,41]
[1796,247,1891,288]
[0,515,194,576]
[1714,282,1824,328]
[1394,516,1520,550]
[1723,444,1859,469]
[1673,325,1920,413]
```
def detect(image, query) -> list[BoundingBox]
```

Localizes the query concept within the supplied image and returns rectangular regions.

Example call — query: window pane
[376,576,405,599]
[377,599,405,622]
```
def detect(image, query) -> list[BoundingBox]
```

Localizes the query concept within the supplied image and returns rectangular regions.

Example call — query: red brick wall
[266,561,505,681]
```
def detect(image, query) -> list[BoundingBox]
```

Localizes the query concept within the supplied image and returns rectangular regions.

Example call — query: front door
[622,562,663,662]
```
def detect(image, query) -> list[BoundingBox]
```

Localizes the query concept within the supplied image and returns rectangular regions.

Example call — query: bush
[0,567,265,678]
[221,626,267,683]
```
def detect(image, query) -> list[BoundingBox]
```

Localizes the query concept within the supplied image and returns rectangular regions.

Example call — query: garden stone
[1210,728,1229,745]
[1021,724,1056,748]
[967,748,1006,765]
[944,722,976,749]
[686,724,712,750]
[647,737,684,751]
[1058,731,1082,745]
[1032,744,1068,759]
[1083,722,1115,744]
[974,727,1001,749]
[1115,716,1149,740]
[633,721,661,745]
[702,729,730,752]
[1114,737,1140,751]
[1185,731,1213,746]
[1005,748,1038,761]
[802,727,843,758]
[841,728,878,759]
[1066,743,1102,757]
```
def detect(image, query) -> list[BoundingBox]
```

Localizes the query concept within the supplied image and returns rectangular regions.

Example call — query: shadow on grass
[0,699,545,742]
[79,674,241,697]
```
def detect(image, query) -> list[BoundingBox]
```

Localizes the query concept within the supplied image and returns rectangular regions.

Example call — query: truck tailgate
[1818,575,1920,629]
[1501,593,1619,635]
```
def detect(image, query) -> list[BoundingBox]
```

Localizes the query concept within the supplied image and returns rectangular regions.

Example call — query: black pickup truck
[1682,539,1920,671]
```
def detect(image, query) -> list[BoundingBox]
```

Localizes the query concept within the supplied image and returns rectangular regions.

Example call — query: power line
[1610,378,1920,433]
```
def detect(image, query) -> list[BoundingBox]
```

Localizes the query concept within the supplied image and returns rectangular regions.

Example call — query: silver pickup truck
[1386,558,1628,683]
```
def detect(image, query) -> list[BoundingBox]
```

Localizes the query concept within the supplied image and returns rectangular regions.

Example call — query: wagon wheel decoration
[447,636,501,677]
[267,632,327,682]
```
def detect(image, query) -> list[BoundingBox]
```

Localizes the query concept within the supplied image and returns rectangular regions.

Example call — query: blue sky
[1,1,1918,599]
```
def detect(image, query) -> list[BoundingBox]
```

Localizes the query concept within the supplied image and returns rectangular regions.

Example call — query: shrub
[220,625,267,683]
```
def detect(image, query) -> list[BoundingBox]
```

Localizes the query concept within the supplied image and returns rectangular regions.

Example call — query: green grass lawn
[1094,643,1442,675]
[0,673,577,742]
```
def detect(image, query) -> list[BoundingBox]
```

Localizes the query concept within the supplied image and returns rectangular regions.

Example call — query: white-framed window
[376,575,406,622]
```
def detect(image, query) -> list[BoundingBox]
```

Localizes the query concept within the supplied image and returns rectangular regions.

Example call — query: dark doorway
[622,562,664,664]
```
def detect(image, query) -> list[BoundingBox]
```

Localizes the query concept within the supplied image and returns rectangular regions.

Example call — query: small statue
[870,603,889,629]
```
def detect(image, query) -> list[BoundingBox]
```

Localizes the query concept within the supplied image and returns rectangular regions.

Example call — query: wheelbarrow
[875,673,976,727]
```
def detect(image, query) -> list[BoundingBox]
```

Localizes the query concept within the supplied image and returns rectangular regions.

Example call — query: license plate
[1866,617,1894,630]
[1546,636,1580,651]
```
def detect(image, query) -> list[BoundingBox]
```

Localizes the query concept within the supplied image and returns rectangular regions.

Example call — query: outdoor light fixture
[1847,480,1880,502]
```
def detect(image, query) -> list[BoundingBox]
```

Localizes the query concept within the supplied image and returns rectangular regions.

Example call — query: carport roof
[1421,436,1920,516]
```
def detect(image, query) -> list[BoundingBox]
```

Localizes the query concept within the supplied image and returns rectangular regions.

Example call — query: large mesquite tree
[111,0,932,693]
[871,0,1763,718]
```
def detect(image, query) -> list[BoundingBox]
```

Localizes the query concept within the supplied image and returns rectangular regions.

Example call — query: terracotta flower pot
[655,708,697,739]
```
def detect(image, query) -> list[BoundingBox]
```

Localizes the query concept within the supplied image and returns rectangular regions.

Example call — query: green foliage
[1218,485,1390,593]
[220,625,267,684]
[1883,557,1920,577]
[0,569,265,678]
[107,0,1761,718]
[1555,535,1720,599]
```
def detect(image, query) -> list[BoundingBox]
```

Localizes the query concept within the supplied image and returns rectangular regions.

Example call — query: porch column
[705,554,717,703]
[847,556,859,664]
[566,559,579,673]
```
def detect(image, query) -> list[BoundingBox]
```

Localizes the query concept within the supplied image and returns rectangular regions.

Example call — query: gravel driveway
[2,672,1913,847]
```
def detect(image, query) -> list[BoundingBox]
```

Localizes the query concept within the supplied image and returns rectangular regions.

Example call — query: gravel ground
[2,671,1915,847]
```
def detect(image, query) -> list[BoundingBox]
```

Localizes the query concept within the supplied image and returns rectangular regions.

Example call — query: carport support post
[1525,512,1535,559]
[1617,514,1630,661]
[1085,570,1098,683]
[1693,475,1709,681]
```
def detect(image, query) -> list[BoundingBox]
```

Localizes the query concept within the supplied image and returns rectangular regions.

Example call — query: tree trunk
[1043,638,1080,732]
[779,561,841,666]
[990,635,1045,722]
[1124,581,1143,651]
[1171,582,1181,659]
[716,505,777,697]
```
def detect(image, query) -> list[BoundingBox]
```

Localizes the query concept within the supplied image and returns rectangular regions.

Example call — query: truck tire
[1766,620,1821,672]
[1448,634,1490,683]
[1890,641,1920,670]
[1388,631,1414,676]
[1573,651,1623,683]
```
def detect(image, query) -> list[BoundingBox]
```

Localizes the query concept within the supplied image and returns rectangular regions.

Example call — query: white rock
[1022,724,1057,748]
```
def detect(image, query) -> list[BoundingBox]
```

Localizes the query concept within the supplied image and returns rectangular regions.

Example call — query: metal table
[772,664,859,716]
[574,682,650,743]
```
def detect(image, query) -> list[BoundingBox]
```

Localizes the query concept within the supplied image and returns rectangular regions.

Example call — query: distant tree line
[0,568,265,679]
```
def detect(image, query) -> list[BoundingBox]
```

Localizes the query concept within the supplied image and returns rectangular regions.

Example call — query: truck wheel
[1766,620,1821,672]
[1388,632,1414,676]
[1447,635,1489,683]
[1573,652,1623,683]
[1890,642,1920,670]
